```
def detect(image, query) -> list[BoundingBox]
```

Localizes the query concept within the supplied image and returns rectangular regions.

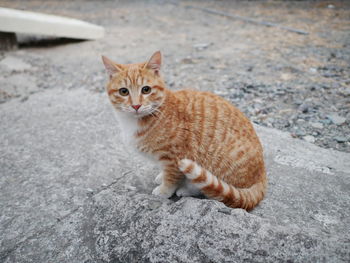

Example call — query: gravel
[303,135,316,143]
[327,114,347,125]
[224,81,349,152]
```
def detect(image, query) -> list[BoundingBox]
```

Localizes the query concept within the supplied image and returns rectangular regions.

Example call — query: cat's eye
[141,86,152,94]
[119,88,129,96]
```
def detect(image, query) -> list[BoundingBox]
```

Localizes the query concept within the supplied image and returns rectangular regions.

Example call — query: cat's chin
[121,111,153,119]
[134,112,148,118]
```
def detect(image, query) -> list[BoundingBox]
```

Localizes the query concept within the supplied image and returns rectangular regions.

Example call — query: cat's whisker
[150,111,157,118]
[152,108,165,119]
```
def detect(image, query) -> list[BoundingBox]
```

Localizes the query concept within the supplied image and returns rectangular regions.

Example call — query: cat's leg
[154,171,163,184]
[152,164,184,198]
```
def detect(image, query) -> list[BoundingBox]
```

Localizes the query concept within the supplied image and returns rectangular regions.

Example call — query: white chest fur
[114,111,158,164]
[114,111,139,145]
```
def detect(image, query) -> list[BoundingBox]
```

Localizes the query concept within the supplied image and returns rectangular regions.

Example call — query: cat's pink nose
[132,104,141,111]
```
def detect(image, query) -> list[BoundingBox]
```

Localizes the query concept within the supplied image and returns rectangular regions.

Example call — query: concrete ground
[1,87,349,262]
[0,1,349,262]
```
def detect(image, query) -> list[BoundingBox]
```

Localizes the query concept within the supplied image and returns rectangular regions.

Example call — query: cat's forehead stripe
[137,75,142,86]
[123,67,146,87]
[126,71,133,87]
[123,77,128,87]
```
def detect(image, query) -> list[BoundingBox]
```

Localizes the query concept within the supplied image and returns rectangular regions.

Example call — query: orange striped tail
[178,159,266,211]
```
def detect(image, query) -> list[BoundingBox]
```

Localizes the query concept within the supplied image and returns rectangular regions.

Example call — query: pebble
[296,119,306,124]
[275,90,286,95]
[303,135,316,143]
[327,114,346,125]
[298,103,310,113]
[266,117,274,124]
[309,67,317,73]
[310,122,323,129]
[334,136,347,143]
[319,119,331,125]
[296,129,306,136]
[294,100,303,106]
[339,88,350,97]
[193,43,211,50]
[86,188,94,194]
[281,120,291,128]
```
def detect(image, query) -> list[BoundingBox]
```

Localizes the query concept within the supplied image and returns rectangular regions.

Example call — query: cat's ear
[145,51,161,74]
[101,55,123,79]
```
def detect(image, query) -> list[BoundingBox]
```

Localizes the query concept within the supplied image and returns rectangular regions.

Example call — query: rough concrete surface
[0,0,350,262]
[1,88,349,262]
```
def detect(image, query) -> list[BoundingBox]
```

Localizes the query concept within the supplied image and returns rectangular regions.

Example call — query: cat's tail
[178,159,266,211]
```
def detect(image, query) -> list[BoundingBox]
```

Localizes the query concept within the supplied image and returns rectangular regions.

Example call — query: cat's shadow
[169,193,206,203]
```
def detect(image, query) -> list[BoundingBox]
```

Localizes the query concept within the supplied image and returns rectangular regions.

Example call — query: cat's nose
[132,104,142,111]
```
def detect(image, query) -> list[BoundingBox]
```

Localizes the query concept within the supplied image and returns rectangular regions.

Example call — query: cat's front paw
[176,184,201,197]
[176,186,193,197]
[154,172,163,184]
[152,185,175,198]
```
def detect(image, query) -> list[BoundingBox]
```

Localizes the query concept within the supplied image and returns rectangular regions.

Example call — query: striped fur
[102,51,267,210]
[179,159,266,211]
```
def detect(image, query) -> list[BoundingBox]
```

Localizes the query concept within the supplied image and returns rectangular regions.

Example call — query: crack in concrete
[0,170,132,261]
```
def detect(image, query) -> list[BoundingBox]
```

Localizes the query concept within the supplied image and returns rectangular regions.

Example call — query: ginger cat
[102,51,267,210]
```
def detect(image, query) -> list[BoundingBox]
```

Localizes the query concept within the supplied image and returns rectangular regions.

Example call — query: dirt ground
[0,0,349,152]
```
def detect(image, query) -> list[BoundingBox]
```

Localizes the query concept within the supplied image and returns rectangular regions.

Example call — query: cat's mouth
[134,104,162,118]
[128,107,155,118]
[134,111,146,117]
[119,103,162,118]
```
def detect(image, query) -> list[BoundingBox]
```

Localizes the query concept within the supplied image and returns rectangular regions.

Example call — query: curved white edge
[0,7,105,40]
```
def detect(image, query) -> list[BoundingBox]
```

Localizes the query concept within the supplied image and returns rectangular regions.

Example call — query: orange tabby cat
[102,51,267,210]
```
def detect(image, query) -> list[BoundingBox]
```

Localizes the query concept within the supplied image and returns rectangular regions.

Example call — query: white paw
[152,185,175,198]
[154,172,163,184]
[176,186,193,197]
[176,184,201,197]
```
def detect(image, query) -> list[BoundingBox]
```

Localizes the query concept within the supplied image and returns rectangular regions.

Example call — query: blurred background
[1,0,349,152]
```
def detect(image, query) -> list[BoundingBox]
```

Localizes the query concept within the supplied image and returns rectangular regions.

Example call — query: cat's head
[102,51,166,117]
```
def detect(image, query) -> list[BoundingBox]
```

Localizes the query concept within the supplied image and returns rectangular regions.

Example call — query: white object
[0,7,104,40]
